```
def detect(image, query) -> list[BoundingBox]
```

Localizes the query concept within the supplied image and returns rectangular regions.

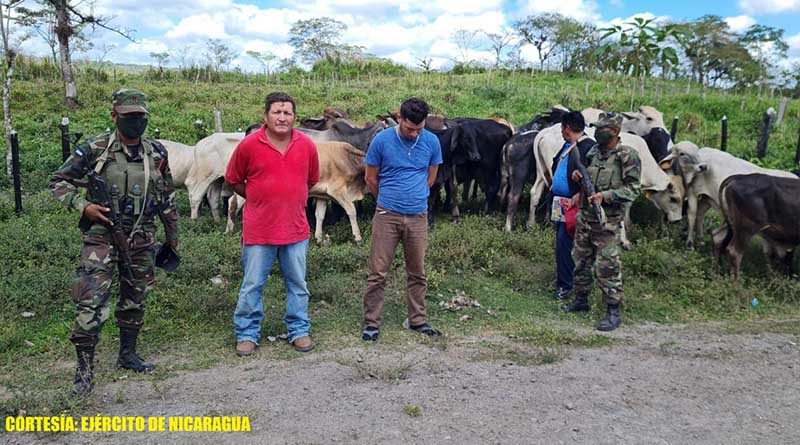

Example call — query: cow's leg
[526,179,546,230]
[225,195,239,233]
[693,199,712,248]
[206,180,222,222]
[447,170,461,223]
[314,198,327,243]
[685,195,699,249]
[341,200,362,244]
[427,183,440,227]
[461,178,472,206]
[504,174,526,232]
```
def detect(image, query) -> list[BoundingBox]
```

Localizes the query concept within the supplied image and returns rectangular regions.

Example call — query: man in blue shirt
[550,111,594,300]
[362,97,443,341]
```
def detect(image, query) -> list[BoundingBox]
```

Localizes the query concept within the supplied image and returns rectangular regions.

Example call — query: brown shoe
[235,340,256,357]
[291,336,314,353]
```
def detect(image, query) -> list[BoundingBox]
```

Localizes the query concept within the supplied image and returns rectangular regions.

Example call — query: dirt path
[6,322,799,444]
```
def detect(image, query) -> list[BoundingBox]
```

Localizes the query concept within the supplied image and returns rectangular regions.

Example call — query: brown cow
[227,141,369,243]
[714,173,800,280]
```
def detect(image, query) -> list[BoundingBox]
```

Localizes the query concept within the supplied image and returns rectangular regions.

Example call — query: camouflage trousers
[70,230,156,346]
[572,215,624,305]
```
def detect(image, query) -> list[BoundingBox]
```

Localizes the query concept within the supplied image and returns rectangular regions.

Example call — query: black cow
[452,118,513,213]
[427,125,462,225]
[641,127,671,162]
[714,173,800,280]
[498,108,570,231]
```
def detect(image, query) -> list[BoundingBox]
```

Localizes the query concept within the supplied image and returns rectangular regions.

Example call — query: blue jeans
[233,240,311,344]
[555,221,575,292]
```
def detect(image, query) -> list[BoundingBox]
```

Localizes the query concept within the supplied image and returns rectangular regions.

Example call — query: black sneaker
[408,322,442,337]
[362,327,380,342]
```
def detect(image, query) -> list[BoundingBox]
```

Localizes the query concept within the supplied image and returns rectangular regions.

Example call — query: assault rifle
[73,137,135,283]
[571,146,606,224]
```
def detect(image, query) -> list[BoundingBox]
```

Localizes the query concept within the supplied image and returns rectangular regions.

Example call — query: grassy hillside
[1,71,799,416]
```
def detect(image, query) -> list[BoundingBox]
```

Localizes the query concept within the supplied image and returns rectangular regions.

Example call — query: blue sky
[17,0,800,70]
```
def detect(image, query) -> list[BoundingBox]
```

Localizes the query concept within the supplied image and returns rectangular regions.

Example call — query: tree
[739,24,788,84]
[597,17,680,77]
[484,30,515,68]
[514,13,563,70]
[150,51,169,77]
[205,39,235,72]
[417,56,434,72]
[452,28,479,65]
[246,50,276,76]
[0,0,26,177]
[41,0,134,109]
[288,17,347,65]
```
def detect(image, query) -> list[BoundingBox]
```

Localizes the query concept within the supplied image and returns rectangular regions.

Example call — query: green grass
[2,70,800,417]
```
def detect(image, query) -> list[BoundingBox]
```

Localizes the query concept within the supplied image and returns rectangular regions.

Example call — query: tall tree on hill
[0,0,26,177]
[514,13,562,70]
[484,30,515,69]
[288,17,349,65]
[739,24,789,85]
[39,0,133,109]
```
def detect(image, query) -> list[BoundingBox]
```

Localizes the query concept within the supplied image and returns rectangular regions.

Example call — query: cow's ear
[659,159,673,171]
[621,112,636,120]
[644,189,654,199]
[695,163,708,173]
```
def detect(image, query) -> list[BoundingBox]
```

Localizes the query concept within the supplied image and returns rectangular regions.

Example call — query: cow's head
[620,107,666,138]
[661,141,706,186]
[644,174,684,222]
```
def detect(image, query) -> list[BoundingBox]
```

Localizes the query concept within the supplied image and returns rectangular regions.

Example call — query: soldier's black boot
[596,304,622,331]
[117,328,156,373]
[561,292,590,312]
[72,345,95,398]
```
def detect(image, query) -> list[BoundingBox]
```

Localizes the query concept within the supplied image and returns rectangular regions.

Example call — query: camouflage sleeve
[602,146,641,204]
[153,142,180,242]
[49,142,94,214]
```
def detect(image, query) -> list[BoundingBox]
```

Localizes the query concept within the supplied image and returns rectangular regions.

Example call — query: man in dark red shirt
[226,92,319,356]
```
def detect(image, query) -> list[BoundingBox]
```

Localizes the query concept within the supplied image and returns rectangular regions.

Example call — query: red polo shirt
[225,127,319,245]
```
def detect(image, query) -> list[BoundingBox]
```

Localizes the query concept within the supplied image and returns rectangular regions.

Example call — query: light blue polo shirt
[365,126,442,215]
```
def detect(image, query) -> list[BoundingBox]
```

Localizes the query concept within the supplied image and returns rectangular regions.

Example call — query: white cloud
[738,0,800,15]
[725,15,757,33]
[166,14,228,39]
[520,0,600,22]
[789,32,800,56]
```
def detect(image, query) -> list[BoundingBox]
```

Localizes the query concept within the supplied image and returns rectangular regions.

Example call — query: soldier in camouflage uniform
[561,112,641,332]
[50,89,179,396]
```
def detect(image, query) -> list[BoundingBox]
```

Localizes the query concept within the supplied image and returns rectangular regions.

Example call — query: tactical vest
[586,145,626,216]
[89,134,167,229]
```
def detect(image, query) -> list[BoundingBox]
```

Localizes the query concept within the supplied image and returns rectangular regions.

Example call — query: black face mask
[117,115,148,138]
[595,128,614,146]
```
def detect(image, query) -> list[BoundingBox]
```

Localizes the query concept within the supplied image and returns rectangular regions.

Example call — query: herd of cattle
[158,105,800,280]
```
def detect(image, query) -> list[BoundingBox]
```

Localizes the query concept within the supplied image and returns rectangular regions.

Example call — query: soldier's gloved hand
[588,192,604,205]
[83,203,112,225]
[571,170,583,182]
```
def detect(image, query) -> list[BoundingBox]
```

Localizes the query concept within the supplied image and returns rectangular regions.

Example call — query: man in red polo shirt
[225,92,319,356]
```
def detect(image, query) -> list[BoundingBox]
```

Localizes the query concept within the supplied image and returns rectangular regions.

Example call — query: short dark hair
[399,97,429,125]
[264,92,296,114]
[561,111,585,133]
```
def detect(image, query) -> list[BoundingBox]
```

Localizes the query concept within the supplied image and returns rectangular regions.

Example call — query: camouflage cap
[590,112,622,130]
[112,88,148,114]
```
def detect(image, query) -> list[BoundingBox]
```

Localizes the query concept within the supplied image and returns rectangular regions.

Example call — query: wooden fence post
[776,97,788,125]
[60,117,71,161]
[670,116,679,142]
[11,131,21,214]
[213,109,223,133]
[757,108,775,159]
[720,116,728,152]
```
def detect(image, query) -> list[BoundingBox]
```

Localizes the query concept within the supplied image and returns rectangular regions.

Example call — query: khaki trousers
[363,207,428,328]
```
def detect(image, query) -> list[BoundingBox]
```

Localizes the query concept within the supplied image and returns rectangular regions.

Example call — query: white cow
[159,138,232,221]
[526,124,684,246]
[183,132,245,220]
[659,141,797,249]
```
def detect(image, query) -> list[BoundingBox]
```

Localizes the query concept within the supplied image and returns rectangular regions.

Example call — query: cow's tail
[715,178,736,259]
